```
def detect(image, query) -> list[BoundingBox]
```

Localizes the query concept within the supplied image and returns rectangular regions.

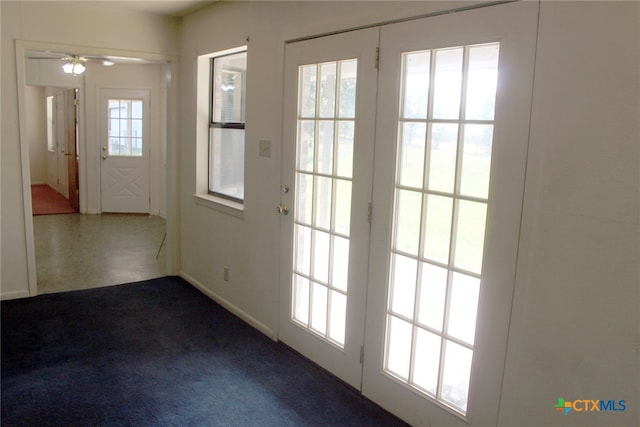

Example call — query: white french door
[280,2,538,425]
[279,27,379,389]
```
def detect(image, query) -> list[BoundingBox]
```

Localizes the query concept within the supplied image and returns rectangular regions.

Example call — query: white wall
[499,2,639,425]
[178,1,638,426]
[1,0,178,298]
[26,86,47,185]
[179,0,483,343]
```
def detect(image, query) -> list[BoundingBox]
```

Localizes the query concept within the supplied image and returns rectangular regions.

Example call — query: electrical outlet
[223,266,230,282]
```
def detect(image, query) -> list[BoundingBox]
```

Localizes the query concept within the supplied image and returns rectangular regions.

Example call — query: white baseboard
[180,272,277,341]
[1,290,30,301]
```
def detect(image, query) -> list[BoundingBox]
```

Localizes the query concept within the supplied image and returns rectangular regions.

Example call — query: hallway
[33,214,166,294]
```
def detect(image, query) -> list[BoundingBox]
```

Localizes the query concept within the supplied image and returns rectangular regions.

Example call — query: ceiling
[89,0,218,17]
[25,1,219,65]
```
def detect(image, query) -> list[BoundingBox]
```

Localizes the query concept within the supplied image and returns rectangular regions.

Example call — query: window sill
[193,194,244,218]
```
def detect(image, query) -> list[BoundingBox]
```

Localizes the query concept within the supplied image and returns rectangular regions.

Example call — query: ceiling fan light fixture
[62,56,86,75]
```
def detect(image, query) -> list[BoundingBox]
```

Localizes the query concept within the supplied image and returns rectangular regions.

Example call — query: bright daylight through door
[108,99,143,157]
[291,59,358,348]
[384,43,499,414]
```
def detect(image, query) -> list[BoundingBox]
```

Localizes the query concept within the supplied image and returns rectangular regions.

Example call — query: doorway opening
[19,43,176,295]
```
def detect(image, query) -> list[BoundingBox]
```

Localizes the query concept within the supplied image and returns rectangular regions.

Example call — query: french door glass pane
[402,51,430,119]
[291,59,358,348]
[460,124,494,199]
[398,122,426,188]
[384,42,499,416]
[427,123,458,193]
[465,44,499,120]
[386,315,412,380]
[432,48,463,119]
[338,60,357,118]
[336,121,355,178]
[394,190,422,255]
[413,328,441,395]
[441,340,473,412]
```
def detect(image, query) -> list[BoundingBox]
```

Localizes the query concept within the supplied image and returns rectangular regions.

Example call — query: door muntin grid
[383,43,500,415]
[291,59,358,349]
[107,99,144,157]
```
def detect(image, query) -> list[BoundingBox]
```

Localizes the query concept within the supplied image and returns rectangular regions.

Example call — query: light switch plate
[259,140,272,158]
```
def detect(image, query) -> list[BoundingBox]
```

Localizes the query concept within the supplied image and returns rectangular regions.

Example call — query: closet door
[363,2,538,425]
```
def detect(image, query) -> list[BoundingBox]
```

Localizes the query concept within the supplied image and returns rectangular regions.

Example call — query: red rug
[31,184,77,215]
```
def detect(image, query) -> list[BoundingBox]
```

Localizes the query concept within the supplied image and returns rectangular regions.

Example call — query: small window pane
[297,120,315,172]
[317,120,334,174]
[294,225,311,276]
[418,262,448,331]
[295,173,313,225]
[432,48,463,119]
[390,254,417,319]
[394,190,422,255]
[453,200,487,274]
[386,315,412,380]
[319,63,337,118]
[299,64,317,118]
[331,236,349,292]
[131,100,143,119]
[208,127,245,200]
[293,274,310,326]
[441,340,473,412]
[460,124,493,199]
[465,44,499,120]
[314,176,332,230]
[402,51,430,119]
[413,328,441,395]
[427,123,458,193]
[46,96,55,152]
[338,60,357,118]
[447,273,480,345]
[333,179,352,236]
[311,282,328,334]
[422,195,453,264]
[328,290,347,345]
[212,52,246,123]
[398,122,426,188]
[312,230,330,284]
[336,121,354,178]
[131,119,143,139]
[109,100,120,117]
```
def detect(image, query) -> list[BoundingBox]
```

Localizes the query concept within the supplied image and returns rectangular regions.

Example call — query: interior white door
[279,27,379,389]
[363,2,539,426]
[100,89,151,213]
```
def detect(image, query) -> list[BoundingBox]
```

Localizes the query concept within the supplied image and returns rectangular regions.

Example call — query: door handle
[276,204,289,215]
[102,156,107,160]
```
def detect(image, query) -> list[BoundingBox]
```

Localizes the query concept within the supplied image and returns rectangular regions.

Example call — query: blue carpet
[1,277,407,426]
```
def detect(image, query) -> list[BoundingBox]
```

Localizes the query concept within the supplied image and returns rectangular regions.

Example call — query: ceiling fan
[26,50,148,75]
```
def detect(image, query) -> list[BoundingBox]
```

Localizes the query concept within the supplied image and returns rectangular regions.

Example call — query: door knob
[102,156,107,160]
[276,204,289,215]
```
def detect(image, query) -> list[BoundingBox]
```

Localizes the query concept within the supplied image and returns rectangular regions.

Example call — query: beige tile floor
[33,213,166,294]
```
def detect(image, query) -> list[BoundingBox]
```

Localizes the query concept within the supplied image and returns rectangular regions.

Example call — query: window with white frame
[209,50,247,202]
[46,95,55,152]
